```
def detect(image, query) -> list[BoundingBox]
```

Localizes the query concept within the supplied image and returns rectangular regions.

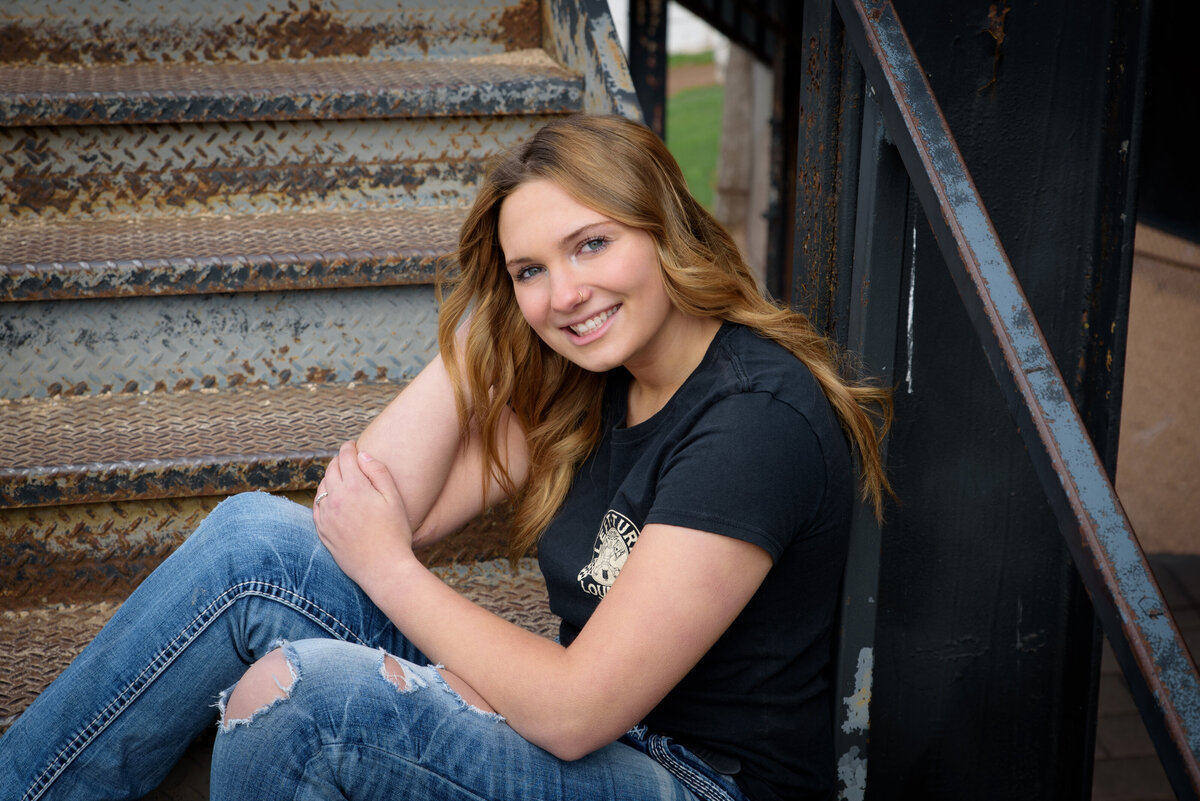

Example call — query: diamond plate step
[0,382,404,507]
[1,0,542,66]
[0,206,462,301]
[0,284,440,400]
[0,113,557,224]
[0,51,582,127]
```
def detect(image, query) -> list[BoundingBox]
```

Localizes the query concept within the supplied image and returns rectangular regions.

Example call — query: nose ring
[578,289,585,303]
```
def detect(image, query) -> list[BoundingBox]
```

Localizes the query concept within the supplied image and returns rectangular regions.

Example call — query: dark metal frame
[833,2,1199,798]
[626,0,1198,796]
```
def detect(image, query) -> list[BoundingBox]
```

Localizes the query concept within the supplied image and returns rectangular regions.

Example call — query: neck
[625,316,722,425]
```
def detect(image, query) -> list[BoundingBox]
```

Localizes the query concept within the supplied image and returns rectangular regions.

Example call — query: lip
[562,304,620,345]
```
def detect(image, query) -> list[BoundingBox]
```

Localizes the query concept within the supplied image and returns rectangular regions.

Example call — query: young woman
[0,114,889,801]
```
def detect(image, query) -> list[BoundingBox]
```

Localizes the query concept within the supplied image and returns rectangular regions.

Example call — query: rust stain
[0,21,137,65]
[497,0,543,51]
[981,3,1011,91]
[258,1,375,61]
[306,366,336,383]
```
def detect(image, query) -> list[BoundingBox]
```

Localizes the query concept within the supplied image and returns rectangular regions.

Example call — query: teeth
[570,307,616,335]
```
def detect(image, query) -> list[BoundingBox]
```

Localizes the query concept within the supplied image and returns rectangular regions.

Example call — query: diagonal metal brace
[834,0,1200,797]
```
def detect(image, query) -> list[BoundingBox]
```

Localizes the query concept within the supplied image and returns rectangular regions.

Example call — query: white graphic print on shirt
[576,510,640,598]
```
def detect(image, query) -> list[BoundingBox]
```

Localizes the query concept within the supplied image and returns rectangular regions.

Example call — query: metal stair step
[1,283,440,401]
[0,382,402,508]
[1,113,554,223]
[0,206,463,301]
[0,52,582,127]
[2,0,542,67]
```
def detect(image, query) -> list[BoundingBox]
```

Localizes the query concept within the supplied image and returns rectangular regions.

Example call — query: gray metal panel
[545,0,642,119]
[0,285,439,399]
[0,0,541,65]
[1,115,561,221]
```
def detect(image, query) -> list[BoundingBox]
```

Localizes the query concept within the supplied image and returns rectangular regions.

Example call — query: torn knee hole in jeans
[379,653,503,720]
[380,654,425,693]
[217,646,299,731]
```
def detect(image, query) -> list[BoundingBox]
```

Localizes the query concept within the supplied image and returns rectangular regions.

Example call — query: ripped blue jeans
[0,492,748,801]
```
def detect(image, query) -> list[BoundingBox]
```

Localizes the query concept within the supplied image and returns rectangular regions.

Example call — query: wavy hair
[438,114,891,559]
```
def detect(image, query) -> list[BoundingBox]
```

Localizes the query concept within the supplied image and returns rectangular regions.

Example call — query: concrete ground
[1094,225,1200,800]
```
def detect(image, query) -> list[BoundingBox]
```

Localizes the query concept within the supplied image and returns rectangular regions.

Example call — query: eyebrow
[504,221,611,272]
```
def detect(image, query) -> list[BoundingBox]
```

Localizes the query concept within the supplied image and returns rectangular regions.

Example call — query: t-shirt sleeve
[644,392,829,560]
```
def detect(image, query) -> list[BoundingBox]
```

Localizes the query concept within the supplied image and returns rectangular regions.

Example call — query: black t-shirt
[537,322,852,801]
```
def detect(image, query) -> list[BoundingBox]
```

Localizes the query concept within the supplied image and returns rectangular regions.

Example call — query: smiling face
[498,178,689,378]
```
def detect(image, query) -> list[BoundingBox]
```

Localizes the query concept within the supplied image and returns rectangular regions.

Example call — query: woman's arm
[348,352,529,547]
[316,443,771,761]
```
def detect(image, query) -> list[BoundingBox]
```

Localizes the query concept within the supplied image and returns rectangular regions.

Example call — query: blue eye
[580,237,608,254]
[513,265,544,282]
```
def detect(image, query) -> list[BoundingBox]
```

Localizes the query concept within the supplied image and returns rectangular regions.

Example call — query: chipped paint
[544,0,641,119]
[841,647,873,734]
[837,745,867,801]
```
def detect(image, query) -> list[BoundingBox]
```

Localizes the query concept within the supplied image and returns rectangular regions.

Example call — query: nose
[550,270,588,312]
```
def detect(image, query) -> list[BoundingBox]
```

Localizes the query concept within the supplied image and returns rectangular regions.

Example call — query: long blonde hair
[438,114,891,559]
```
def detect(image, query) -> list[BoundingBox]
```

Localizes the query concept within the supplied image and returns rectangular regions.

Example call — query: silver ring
[314,491,329,505]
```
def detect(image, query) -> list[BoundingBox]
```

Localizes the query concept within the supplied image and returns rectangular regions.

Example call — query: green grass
[666,83,724,210]
[667,50,715,69]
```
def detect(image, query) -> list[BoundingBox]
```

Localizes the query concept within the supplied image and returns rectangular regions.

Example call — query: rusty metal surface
[791,0,863,339]
[0,206,462,301]
[0,284,438,400]
[544,0,642,119]
[0,0,540,66]
[0,497,222,608]
[1,114,556,223]
[0,53,581,127]
[0,382,402,507]
[837,0,1200,797]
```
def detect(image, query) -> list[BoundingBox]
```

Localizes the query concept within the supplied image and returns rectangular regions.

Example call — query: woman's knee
[184,492,317,565]
[220,648,297,727]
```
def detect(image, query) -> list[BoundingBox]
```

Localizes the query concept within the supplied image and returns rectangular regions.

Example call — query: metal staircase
[0,0,637,733]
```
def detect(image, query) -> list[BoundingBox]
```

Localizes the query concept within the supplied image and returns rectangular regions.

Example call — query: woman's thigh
[211,638,699,801]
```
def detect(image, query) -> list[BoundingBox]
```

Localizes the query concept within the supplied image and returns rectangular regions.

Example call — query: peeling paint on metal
[841,646,873,734]
[837,745,867,801]
[544,0,641,119]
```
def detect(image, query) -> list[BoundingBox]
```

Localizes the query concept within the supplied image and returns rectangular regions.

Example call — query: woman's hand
[313,440,418,593]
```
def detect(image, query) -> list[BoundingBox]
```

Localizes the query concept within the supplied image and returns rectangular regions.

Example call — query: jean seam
[648,736,738,801]
[22,579,370,801]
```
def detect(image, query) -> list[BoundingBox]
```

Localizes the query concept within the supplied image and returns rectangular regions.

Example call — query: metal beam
[627,0,668,138]
[833,0,1200,798]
